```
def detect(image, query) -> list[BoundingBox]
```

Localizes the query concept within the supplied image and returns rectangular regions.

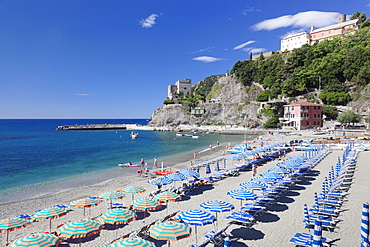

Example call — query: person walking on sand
[252,164,257,178]
[193,152,197,160]
[210,144,213,154]
[153,157,158,169]
[140,158,145,175]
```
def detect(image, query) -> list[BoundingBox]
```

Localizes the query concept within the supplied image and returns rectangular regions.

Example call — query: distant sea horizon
[0,119,248,203]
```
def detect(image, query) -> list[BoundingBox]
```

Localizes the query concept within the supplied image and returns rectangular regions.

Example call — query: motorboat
[130,131,139,139]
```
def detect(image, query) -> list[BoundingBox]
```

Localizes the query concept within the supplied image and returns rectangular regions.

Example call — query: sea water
[0,119,248,201]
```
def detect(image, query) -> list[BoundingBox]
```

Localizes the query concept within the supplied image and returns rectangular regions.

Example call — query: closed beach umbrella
[107,238,155,247]
[239,182,267,191]
[123,186,146,200]
[179,169,200,179]
[0,218,31,243]
[200,200,234,229]
[8,233,62,247]
[149,222,191,247]
[205,163,211,174]
[215,161,220,172]
[99,208,136,225]
[32,207,69,232]
[178,209,215,244]
[361,203,369,247]
[55,219,104,245]
[303,204,310,227]
[312,219,323,247]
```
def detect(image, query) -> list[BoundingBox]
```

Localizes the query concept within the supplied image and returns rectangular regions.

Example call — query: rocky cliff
[148,76,268,127]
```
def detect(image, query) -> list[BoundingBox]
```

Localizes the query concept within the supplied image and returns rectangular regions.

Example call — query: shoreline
[0,137,241,205]
[1,131,369,247]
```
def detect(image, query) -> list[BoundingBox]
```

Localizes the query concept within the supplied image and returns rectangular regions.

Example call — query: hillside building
[167,79,192,99]
[280,14,359,51]
[279,102,323,130]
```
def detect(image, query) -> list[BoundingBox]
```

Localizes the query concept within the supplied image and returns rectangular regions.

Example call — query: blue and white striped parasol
[200,200,234,213]
[251,177,275,185]
[312,219,323,247]
[179,169,200,178]
[147,177,173,186]
[260,172,284,179]
[303,204,310,228]
[215,161,220,172]
[178,209,216,244]
[361,202,369,247]
[205,163,211,174]
[164,173,187,181]
[239,182,266,191]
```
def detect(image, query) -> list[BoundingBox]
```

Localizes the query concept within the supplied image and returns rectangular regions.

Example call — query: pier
[56,124,127,131]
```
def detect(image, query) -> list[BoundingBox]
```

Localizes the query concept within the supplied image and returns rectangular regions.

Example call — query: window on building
[307,121,309,125]
[314,121,316,125]
[292,106,294,110]
[314,106,316,110]
[314,114,317,118]
[318,114,320,118]
[318,106,320,110]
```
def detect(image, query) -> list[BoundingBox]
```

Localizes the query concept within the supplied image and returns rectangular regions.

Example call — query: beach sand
[0,132,369,246]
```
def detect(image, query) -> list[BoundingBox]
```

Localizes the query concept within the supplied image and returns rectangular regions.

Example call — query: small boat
[312,131,327,135]
[118,163,141,167]
[130,131,139,139]
[191,135,199,139]
[176,132,184,137]
[153,169,178,175]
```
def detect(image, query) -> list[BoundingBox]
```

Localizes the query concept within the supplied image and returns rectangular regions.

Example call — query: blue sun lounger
[226,211,255,226]
[290,232,327,246]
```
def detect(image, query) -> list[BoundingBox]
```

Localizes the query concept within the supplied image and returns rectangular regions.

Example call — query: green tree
[263,116,280,128]
[322,106,339,120]
[337,110,361,125]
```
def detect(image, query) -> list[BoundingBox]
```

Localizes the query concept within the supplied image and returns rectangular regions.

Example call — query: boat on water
[176,133,199,138]
[130,131,139,139]
[118,162,141,167]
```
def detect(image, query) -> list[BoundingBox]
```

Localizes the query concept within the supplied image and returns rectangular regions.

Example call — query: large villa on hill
[280,14,359,51]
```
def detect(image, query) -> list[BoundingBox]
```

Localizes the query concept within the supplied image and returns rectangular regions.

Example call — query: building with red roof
[279,102,323,130]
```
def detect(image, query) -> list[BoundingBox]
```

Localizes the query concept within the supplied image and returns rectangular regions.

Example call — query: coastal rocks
[148,75,266,127]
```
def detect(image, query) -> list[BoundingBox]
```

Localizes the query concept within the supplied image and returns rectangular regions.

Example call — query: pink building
[280,102,323,130]
[310,18,359,43]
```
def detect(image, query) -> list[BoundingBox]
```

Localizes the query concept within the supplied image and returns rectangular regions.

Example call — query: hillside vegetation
[231,26,370,106]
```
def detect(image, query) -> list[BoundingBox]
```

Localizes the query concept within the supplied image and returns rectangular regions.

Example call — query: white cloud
[140,14,159,28]
[233,40,256,50]
[242,7,262,16]
[243,47,267,54]
[252,11,340,31]
[192,56,224,63]
[189,47,214,54]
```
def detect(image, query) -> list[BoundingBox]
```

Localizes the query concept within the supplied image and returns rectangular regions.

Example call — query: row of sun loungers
[290,142,358,246]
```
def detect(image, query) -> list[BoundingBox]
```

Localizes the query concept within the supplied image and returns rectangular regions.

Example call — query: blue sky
[0,0,369,119]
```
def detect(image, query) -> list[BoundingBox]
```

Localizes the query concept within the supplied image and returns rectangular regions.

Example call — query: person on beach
[252,164,258,178]
[153,157,158,169]
[140,158,145,175]
[210,144,213,154]
[217,141,220,146]
[193,152,197,160]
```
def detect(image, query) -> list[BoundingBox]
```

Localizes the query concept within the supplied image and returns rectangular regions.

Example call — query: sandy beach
[0,132,369,247]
